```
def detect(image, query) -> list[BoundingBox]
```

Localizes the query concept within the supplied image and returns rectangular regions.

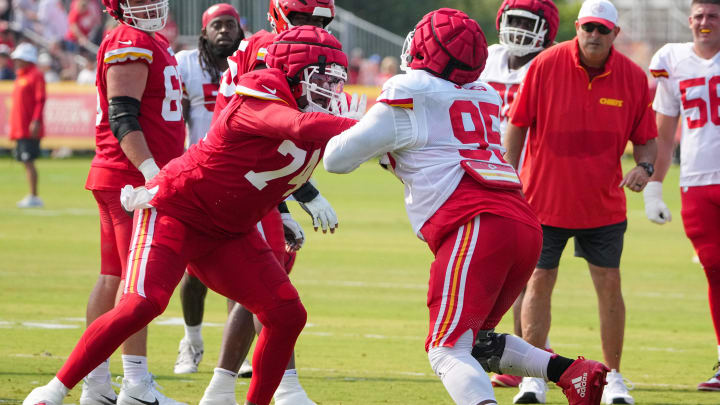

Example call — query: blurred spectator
[0,21,16,47]
[0,0,11,21]
[75,52,94,84]
[376,55,398,85]
[64,0,101,52]
[38,0,67,43]
[37,51,58,82]
[0,43,14,79]
[348,47,363,85]
[357,53,380,85]
[9,42,46,208]
[13,0,39,32]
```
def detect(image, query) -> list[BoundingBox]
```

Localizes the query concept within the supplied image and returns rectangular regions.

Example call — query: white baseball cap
[578,0,618,30]
[11,43,38,64]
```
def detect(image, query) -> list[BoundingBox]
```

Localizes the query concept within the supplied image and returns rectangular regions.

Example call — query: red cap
[202,3,241,29]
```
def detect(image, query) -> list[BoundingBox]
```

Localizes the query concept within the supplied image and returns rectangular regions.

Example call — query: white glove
[332,93,367,120]
[120,184,158,212]
[299,193,338,233]
[643,181,672,224]
[281,212,304,251]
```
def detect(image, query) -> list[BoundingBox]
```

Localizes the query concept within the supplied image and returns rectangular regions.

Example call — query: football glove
[120,184,158,212]
[332,93,367,120]
[281,213,304,251]
[299,193,338,233]
[643,181,671,224]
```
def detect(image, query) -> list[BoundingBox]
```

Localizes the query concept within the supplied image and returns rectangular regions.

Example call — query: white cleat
[238,360,252,379]
[80,378,118,405]
[273,374,316,405]
[117,375,186,405]
[601,369,634,404]
[17,195,43,208]
[173,338,203,374]
[23,384,65,405]
[513,377,547,404]
[198,384,237,405]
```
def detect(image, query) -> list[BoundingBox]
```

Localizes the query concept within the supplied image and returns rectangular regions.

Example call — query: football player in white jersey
[324,8,609,405]
[645,0,720,391]
[479,0,559,391]
[172,3,246,376]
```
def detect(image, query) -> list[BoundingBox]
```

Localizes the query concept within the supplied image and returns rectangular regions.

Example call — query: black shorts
[14,138,40,162]
[536,220,627,269]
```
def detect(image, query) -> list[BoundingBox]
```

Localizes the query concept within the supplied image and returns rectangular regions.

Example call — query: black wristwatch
[637,162,654,177]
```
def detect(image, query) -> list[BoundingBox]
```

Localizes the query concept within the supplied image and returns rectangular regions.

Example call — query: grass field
[0,155,717,405]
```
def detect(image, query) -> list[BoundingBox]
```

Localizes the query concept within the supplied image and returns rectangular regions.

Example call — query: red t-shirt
[148,68,356,238]
[508,39,657,229]
[9,65,45,140]
[86,24,186,191]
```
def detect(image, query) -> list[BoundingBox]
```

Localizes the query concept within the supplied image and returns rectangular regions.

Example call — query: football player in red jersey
[479,0,559,390]
[324,8,608,405]
[62,1,186,405]
[23,25,357,405]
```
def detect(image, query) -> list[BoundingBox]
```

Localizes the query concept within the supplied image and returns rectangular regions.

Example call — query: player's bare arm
[106,62,158,180]
[503,122,528,169]
[652,112,681,183]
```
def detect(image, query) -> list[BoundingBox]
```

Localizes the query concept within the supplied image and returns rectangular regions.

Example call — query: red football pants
[92,190,133,277]
[58,208,306,405]
[422,213,542,351]
[681,184,720,344]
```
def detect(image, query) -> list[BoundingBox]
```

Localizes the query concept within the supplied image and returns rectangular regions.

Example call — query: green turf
[0,155,717,404]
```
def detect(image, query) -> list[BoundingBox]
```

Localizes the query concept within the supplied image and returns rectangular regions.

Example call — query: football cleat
[698,362,720,391]
[117,374,186,405]
[513,377,547,404]
[17,195,44,208]
[601,369,634,404]
[173,337,203,374]
[80,377,118,405]
[492,373,522,388]
[238,359,252,378]
[23,384,65,405]
[557,357,609,405]
[273,373,316,405]
[198,381,237,405]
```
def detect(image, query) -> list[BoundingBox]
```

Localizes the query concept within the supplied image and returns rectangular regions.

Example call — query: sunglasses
[581,23,612,35]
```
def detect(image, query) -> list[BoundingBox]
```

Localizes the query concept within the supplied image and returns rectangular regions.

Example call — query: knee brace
[471,329,507,374]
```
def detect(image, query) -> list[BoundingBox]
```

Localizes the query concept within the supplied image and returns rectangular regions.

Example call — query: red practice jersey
[213,30,276,122]
[148,68,356,238]
[87,24,186,191]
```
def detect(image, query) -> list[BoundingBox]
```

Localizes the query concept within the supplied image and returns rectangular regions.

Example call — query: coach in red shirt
[504,0,657,403]
[10,43,46,208]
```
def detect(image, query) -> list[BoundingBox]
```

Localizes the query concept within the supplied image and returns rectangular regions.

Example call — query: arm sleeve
[31,74,46,121]
[324,102,415,173]
[507,58,539,128]
[228,96,357,144]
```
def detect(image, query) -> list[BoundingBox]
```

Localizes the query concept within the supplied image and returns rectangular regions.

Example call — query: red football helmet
[102,0,169,32]
[267,0,334,34]
[405,8,487,85]
[496,0,559,56]
[266,26,347,113]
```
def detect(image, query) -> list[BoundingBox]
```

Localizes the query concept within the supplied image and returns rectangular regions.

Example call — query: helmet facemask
[121,0,169,32]
[399,29,415,72]
[298,63,346,114]
[498,9,547,57]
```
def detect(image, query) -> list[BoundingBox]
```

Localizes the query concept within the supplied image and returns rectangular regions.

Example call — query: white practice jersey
[480,44,533,138]
[175,48,218,146]
[650,43,720,187]
[325,69,506,237]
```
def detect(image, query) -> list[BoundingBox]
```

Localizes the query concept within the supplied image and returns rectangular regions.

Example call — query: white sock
[283,369,298,378]
[205,368,237,394]
[87,359,111,384]
[716,345,720,362]
[427,330,495,405]
[122,355,148,383]
[49,377,70,396]
[498,334,553,379]
[184,324,203,346]
[545,337,552,351]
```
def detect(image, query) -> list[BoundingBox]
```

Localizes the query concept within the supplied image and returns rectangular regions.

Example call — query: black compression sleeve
[291,182,320,203]
[278,201,290,214]
[108,96,142,142]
